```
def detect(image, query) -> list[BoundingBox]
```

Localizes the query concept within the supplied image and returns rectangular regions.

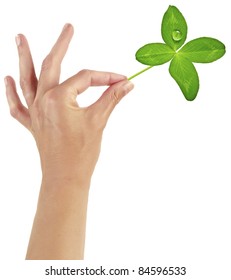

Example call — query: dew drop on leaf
[172,30,182,42]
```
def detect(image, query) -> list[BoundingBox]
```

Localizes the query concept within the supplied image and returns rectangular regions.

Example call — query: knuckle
[110,83,131,105]
[44,90,57,105]
[10,105,21,119]
[111,89,120,105]
[20,77,29,92]
[78,69,91,79]
[41,54,54,71]
[42,90,63,111]
[79,69,90,75]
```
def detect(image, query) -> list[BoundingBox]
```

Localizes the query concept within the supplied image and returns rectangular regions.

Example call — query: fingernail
[15,35,21,46]
[4,77,8,87]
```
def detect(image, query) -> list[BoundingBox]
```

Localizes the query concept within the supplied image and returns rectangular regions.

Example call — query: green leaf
[169,55,199,101]
[161,5,188,51]
[178,37,226,63]
[135,43,175,66]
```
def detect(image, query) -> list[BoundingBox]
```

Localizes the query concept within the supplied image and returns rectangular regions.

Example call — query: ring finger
[16,34,37,107]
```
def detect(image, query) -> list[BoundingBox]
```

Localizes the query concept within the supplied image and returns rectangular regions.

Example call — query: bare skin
[4,23,134,260]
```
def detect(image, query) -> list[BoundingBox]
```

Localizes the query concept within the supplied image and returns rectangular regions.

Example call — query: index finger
[59,69,127,97]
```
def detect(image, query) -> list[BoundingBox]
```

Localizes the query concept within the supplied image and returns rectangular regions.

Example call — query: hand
[5,24,134,187]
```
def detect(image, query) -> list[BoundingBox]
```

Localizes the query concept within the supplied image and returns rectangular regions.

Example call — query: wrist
[36,175,90,219]
[41,174,91,192]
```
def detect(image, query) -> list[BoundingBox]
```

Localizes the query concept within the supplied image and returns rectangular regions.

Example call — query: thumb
[94,79,134,120]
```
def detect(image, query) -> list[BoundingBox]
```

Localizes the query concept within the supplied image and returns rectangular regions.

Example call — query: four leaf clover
[129,5,226,101]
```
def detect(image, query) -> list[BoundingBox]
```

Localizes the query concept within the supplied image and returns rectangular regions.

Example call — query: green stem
[128,65,154,80]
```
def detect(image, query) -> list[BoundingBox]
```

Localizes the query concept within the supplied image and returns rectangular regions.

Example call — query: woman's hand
[5,23,134,187]
[4,24,134,259]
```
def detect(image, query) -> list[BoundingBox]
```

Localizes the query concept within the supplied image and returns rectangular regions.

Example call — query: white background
[0,0,230,279]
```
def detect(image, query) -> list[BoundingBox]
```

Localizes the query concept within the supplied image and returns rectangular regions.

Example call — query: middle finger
[37,23,74,96]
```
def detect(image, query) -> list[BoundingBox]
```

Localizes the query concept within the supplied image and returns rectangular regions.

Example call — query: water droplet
[172,30,182,42]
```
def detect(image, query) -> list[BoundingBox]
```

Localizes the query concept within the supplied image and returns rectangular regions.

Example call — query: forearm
[26,177,90,260]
